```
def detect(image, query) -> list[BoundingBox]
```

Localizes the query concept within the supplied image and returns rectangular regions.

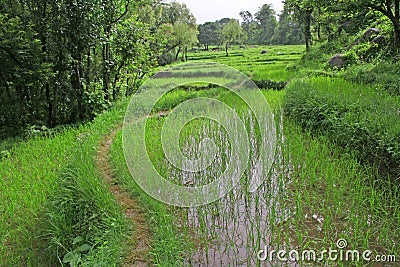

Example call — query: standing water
[168,112,296,266]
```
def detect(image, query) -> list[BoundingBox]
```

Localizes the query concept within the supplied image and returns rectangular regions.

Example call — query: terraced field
[1,45,398,266]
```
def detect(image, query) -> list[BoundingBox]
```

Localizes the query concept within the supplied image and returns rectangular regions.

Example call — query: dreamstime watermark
[257,239,396,264]
[122,62,276,207]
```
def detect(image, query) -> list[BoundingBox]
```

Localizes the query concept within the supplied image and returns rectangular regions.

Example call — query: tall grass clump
[0,127,80,266]
[42,101,130,266]
[285,77,400,179]
[0,97,131,266]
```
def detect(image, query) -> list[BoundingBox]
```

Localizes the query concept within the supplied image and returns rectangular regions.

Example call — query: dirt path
[95,111,170,266]
[96,125,152,267]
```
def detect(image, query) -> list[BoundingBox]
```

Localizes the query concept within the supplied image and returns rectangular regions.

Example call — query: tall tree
[198,22,220,50]
[0,0,188,135]
[255,4,278,44]
[285,0,315,51]
[239,11,259,44]
[273,5,304,44]
[173,22,198,61]
[159,1,198,61]
[221,19,244,56]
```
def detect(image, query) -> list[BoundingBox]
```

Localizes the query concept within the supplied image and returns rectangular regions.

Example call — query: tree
[173,22,198,61]
[222,19,244,56]
[273,5,304,44]
[99,0,130,101]
[239,11,259,44]
[254,4,278,44]
[161,0,196,26]
[158,1,198,61]
[350,0,400,48]
[284,0,315,51]
[198,22,220,50]
[0,0,184,135]
[0,10,50,131]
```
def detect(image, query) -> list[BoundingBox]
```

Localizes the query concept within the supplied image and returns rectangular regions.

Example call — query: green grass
[0,127,80,265]
[0,99,130,265]
[187,45,305,82]
[111,129,188,266]
[118,80,399,265]
[285,76,400,179]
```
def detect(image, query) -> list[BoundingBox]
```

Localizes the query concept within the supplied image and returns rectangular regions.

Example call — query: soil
[96,126,152,267]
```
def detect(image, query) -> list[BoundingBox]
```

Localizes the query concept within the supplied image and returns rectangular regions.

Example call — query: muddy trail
[95,111,170,266]
[96,126,152,267]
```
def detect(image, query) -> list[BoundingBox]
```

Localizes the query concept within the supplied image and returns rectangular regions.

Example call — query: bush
[252,79,287,90]
[285,77,400,179]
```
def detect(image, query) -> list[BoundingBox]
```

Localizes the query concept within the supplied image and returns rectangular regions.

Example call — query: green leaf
[72,236,84,245]
[62,251,79,263]
[76,244,91,252]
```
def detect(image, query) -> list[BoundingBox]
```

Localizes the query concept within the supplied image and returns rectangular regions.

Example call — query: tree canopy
[222,19,245,55]
[0,0,197,137]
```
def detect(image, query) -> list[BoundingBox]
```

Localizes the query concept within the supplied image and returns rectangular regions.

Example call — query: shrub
[252,79,287,90]
[285,77,400,179]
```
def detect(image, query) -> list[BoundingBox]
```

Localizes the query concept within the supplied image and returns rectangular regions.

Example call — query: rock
[371,35,386,46]
[361,28,381,41]
[239,45,246,49]
[211,47,220,52]
[328,54,345,69]
[261,50,268,55]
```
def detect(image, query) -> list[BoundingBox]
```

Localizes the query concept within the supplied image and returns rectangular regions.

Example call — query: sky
[166,0,285,24]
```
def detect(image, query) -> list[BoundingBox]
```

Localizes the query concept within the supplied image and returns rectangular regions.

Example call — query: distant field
[187,45,305,82]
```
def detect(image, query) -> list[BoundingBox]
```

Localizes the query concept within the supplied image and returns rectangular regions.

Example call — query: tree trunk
[125,77,130,97]
[394,27,400,48]
[395,0,400,48]
[371,1,400,48]
[46,83,53,127]
[39,0,54,127]
[86,48,91,90]
[225,42,229,56]
[304,9,312,51]
[317,23,321,41]
[71,61,84,120]
[47,81,58,128]
[175,46,181,61]
[184,46,188,61]
[102,39,111,101]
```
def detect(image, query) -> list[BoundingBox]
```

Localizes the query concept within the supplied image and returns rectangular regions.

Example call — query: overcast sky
[166,0,285,24]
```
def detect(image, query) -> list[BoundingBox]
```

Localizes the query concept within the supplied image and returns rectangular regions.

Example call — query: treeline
[0,0,198,137]
[199,4,304,50]
[198,4,304,49]
[198,0,400,52]
[284,0,400,51]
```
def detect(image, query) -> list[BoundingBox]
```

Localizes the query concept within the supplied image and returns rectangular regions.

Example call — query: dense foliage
[198,4,304,47]
[0,0,197,138]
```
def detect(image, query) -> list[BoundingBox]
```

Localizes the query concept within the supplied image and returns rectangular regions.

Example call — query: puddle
[166,112,297,266]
